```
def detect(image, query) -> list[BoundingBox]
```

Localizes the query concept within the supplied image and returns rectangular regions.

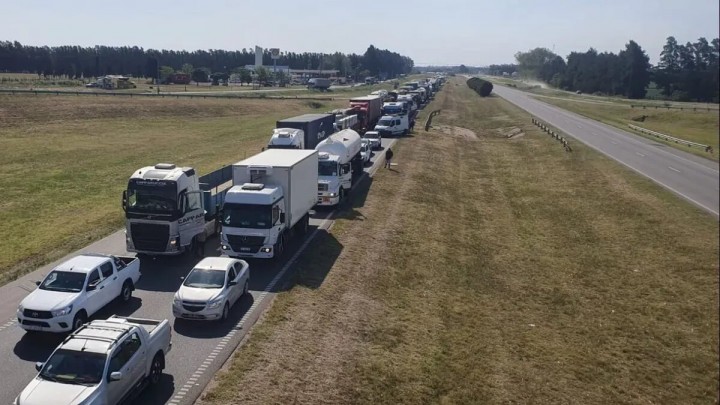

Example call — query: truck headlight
[207,298,223,309]
[329,193,337,197]
[172,297,182,307]
[17,304,24,313]
[51,305,73,317]
[169,237,179,246]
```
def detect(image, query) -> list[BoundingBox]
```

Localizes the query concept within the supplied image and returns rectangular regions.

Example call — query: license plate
[240,247,251,252]
[24,324,43,331]
[183,313,204,319]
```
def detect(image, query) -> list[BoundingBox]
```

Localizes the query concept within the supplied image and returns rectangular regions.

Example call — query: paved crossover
[493,85,719,216]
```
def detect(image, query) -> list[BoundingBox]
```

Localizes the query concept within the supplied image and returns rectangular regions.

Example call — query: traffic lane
[493,85,719,215]
[0,149,387,404]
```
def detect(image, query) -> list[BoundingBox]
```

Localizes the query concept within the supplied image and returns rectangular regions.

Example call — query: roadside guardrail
[627,124,713,154]
[531,117,572,152]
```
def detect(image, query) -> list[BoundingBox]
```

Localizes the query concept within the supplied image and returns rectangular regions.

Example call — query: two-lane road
[0,137,397,405]
[493,85,719,216]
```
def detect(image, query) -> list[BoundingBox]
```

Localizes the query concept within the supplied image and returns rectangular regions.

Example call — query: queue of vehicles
[12,75,445,405]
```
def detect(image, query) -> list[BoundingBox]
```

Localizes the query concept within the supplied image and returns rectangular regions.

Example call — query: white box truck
[315,129,363,207]
[220,149,318,259]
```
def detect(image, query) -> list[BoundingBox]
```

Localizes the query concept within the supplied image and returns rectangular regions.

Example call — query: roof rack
[63,322,131,346]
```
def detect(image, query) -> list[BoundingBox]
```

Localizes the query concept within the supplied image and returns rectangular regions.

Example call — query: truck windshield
[126,180,177,214]
[382,107,402,115]
[183,269,226,289]
[40,349,107,385]
[222,203,273,229]
[39,271,86,293]
[378,119,393,126]
[318,161,338,176]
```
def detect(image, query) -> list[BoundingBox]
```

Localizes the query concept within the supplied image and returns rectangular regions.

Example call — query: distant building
[255,46,263,67]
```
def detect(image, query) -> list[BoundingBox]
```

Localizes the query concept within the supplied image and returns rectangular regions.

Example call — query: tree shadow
[280,229,344,291]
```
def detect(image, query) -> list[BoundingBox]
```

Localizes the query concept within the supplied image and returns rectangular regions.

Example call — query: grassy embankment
[0,95,346,284]
[199,77,718,404]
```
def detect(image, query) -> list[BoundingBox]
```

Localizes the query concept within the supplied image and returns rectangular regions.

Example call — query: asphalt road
[493,85,720,216]
[0,137,397,405]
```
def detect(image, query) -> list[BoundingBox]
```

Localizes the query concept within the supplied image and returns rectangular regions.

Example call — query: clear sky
[1,0,718,66]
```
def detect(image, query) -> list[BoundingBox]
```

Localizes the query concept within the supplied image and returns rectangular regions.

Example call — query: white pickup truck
[15,316,172,405]
[17,254,141,333]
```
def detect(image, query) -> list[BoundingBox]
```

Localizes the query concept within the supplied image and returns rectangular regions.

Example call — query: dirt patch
[496,126,525,139]
[434,124,478,140]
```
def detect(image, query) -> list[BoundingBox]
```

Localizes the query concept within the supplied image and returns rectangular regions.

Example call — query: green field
[199,77,718,404]
[0,94,347,284]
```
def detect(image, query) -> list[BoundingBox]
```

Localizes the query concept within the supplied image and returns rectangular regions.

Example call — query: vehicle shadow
[172,293,255,339]
[125,373,174,405]
[13,332,65,362]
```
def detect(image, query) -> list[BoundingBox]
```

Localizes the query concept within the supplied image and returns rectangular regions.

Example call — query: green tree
[255,66,270,84]
[180,63,193,74]
[619,40,650,99]
[239,67,252,85]
[514,47,559,78]
[159,65,174,83]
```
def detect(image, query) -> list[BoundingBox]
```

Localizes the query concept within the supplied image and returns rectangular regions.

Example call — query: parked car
[360,139,372,165]
[17,254,141,333]
[363,130,382,150]
[15,316,172,405]
[172,257,250,322]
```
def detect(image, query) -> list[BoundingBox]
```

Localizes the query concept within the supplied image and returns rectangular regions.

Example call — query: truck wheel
[119,281,133,303]
[72,311,87,332]
[339,188,346,203]
[149,354,163,385]
[243,280,250,296]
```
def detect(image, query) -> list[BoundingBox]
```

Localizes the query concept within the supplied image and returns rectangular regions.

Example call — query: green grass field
[199,77,718,404]
[0,95,347,284]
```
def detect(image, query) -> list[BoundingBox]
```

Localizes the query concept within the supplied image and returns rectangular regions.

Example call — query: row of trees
[513,36,719,102]
[0,41,414,81]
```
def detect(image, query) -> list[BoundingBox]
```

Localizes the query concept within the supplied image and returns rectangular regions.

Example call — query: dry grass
[0,95,346,283]
[199,78,719,404]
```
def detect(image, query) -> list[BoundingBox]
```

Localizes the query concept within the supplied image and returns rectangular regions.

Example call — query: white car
[17,254,141,333]
[172,257,250,322]
[360,139,372,164]
[363,130,382,150]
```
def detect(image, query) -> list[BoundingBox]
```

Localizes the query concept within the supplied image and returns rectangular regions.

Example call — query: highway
[0,138,396,405]
[493,85,720,216]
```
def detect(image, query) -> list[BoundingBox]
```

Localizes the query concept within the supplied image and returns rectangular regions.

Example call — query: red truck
[349,95,384,133]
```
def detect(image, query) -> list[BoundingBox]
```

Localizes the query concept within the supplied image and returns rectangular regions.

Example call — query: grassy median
[0,95,345,283]
[200,77,718,404]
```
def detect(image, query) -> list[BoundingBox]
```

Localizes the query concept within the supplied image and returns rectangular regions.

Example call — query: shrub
[466,77,493,97]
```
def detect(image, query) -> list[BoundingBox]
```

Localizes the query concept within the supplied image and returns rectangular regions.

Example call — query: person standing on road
[385,148,394,169]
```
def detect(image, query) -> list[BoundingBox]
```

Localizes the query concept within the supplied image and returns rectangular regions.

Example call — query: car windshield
[126,180,177,214]
[318,161,338,176]
[40,349,106,385]
[183,269,226,289]
[222,203,273,229]
[39,271,86,293]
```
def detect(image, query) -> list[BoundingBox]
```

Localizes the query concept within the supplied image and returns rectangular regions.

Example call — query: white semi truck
[123,163,231,256]
[220,149,318,259]
[315,129,363,207]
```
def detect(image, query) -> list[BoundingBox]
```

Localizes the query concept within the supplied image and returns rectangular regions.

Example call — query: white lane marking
[576,124,582,128]
[635,152,646,157]
[611,141,618,145]
[169,146,398,404]
[669,166,681,173]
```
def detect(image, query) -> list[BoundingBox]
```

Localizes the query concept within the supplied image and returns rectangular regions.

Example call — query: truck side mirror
[279,213,286,224]
[110,371,123,381]
[121,190,127,212]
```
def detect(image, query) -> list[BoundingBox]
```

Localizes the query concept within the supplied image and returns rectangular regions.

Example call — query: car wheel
[149,354,163,385]
[72,312,87,332]
[243,280,250,296]
[120,281,133,303]
[220,302,229,322]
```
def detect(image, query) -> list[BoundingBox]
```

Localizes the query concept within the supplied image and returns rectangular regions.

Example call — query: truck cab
[267,128,305,149]
[123,163,206,255]
[316,129,362,206]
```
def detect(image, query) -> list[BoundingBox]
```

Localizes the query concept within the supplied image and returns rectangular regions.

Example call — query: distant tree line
[478,64,518,76]
[512,37,719,102]
[0,41,414,81]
